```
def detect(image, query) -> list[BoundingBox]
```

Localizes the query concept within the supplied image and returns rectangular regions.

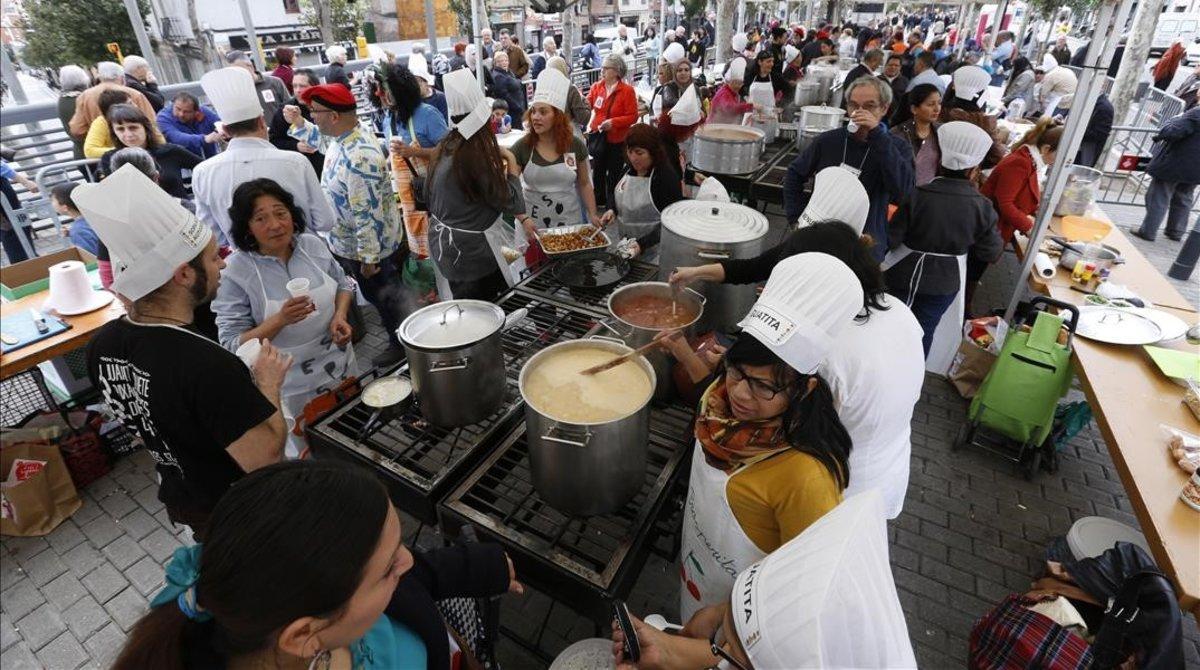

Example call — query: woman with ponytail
[113,460,520,670]
[676,253,865,624]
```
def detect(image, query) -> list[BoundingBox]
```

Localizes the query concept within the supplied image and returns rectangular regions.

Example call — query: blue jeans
[335,252,409,349]
[895,290,959,357]
[1138,178,1198,240]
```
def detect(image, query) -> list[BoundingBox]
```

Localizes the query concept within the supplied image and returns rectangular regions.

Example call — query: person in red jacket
[587,54,640,209]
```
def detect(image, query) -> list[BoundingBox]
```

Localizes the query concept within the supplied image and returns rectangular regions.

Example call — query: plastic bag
[483,217,527,287]
[1161,423,1200,474]
[670,85,703,126]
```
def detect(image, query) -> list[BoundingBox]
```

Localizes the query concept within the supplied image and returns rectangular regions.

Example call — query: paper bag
[670,85,703,126]
[947,339,997,399]
[1,442,82,536]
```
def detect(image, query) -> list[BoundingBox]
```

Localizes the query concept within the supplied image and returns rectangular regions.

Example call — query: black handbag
[587,87,619,160]
[403,156,428,211]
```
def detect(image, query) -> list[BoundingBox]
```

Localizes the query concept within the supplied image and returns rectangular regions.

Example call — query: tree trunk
[716,0,735,64]
[1109,0,1156,126]
[185,0,215,70]
[314,0,335,48]
[561,3,577,66]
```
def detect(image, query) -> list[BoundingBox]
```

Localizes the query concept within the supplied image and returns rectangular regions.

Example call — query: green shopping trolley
[954,297,1081,480]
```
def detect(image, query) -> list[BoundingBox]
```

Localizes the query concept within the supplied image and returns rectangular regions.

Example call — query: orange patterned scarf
[694,378,789,469]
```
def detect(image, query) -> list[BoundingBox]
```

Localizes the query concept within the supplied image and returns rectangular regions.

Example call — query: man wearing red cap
[289,83,409,367]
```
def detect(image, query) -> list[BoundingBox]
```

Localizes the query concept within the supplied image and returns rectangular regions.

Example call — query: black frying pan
[551,251,631,290]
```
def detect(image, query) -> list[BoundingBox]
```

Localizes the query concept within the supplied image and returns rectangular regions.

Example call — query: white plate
[549,638,616,670]
[1134,308,1190,342]
[1075,306,1162,345]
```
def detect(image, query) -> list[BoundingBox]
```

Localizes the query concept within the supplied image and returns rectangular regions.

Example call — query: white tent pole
[1003,0,1133,321]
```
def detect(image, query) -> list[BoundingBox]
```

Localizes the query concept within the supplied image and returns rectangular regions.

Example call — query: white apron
[520,152,582,231]
[746,81,776,111]
[881,243,966,376]
[613,169,662,263]
[431,214,520,288]
[253,247,356,457]
[679,441,767,623]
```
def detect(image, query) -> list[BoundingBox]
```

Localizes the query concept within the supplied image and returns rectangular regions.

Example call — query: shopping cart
[954,297,1080,480]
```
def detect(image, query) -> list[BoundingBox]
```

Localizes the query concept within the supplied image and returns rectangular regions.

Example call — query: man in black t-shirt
[75,165,293,541]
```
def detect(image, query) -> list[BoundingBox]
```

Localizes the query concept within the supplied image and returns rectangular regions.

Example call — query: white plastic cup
[235,338,263,368]
[286,277,318,317]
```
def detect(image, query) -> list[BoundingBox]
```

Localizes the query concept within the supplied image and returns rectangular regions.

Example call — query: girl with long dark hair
[597,123,683,260]
[891,84,943,185]
[98,104,200,198]
[112,460,519,670]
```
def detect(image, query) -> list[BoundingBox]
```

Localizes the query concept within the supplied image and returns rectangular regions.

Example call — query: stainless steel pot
[750,112,779,143]
[807,65,838,104]
[1055,240,1124,272]
[398,301,526,427]
[795,80,823,107]
[605,282,705,401]
[1054,166,1103,217]
[658,201,771,333]
[520,337,656,516]
[691,124,765,175]
[798,105,845,134]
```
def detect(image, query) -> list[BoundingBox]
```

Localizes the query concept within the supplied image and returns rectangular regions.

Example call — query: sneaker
[371,346,405,369]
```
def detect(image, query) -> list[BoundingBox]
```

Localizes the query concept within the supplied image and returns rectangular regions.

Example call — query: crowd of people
[0,8,1196,668]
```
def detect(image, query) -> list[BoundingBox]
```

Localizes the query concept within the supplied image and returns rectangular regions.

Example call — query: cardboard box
[0,247,100,301]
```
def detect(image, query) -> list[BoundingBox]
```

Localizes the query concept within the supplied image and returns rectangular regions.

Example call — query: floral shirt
[294,121,402,264]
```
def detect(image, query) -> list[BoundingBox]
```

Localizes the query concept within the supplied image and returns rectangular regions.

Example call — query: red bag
[969,595,1093,669]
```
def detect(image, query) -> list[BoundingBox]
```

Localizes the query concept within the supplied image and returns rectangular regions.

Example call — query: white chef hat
[727,57,747,82]
[797,166,870,234]
[738,253,863,374]
[784,44,800,64]
[1039,52,1059,73]
[952,65,991,101]
[730,491,917,670]
[939,73,953,89]
[732,32,749,52]
[531,67,570,112]
[72,165,213,302]
[201,66,262,124]
[663,42,687,65]
[443,68,492,138]
[408,53,435,84]
[938,121,994,170]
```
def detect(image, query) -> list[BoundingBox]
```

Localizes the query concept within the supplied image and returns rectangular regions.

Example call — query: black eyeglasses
[709,621,751,670]
[725,365,793,401]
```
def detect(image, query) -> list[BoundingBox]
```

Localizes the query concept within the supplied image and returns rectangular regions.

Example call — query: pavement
[2,200,1199,669]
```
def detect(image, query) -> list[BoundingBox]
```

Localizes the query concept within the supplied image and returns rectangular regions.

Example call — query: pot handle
[429,357,470,373]
[683,286,707,305]
[502,307,529,331]
[696,250,731,260]
[599,320,634,339]
[541,424,592,448]
[588,334,630,346]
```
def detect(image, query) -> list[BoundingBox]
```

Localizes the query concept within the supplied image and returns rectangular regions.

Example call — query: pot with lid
[795,80,823,107]
[397,300,523,427]
[519,337,656,516]
[807,65,838,104]
[657,201,771,333]
[605,281,705,401]
[691,124,765,175]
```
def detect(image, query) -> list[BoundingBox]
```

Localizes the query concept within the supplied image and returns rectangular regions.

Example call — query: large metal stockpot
[657,201,771,333]
[398,300,508,427]
[519,337,656,516]
[691,124,765,175]
[605,282,705,401]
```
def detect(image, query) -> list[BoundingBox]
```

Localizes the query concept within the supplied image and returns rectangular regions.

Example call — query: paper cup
[286,277,317,317]
[235,338,263,368]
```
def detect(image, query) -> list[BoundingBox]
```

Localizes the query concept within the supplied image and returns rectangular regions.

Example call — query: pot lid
[1074,306,1162,345]
[660,201,769,244]
[398,300,504,349]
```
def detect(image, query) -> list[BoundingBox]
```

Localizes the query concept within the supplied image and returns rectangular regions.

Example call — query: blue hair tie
[150,545,212,622]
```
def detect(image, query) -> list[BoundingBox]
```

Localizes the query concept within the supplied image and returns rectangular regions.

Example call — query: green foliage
[1026,0,1103,20]
[21,0,152,68]
[301,0,365,42]
[683,0,708,23]
[448,0,478,36]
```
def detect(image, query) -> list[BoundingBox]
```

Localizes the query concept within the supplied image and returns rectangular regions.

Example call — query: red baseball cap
[299,83,357,112]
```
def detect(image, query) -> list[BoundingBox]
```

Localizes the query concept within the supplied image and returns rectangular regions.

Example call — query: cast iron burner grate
[515,258,660,317]
[751,146,802,205]
[439,402,694,622]
[305,292,602,524]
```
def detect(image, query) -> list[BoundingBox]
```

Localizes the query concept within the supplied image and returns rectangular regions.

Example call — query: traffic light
[106,42,124,62]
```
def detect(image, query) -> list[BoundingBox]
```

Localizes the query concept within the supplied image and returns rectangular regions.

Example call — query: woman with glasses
[587,55,640,209]
[675,253,863,622]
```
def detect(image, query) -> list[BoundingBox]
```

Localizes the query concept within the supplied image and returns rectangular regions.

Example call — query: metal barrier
[1095,124,1199,210]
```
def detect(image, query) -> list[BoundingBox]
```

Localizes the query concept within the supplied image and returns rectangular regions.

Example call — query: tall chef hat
[784,44,800,64]
[408,53,435,84]
[201,67,262,124]
[952,64,991,101]
[938,121,994,170]
[72,165,213,302]
[663,42,687,65]
[732,32,749,52]
[730,491,916,670]
[1039,52,1059,73]
[727,57,747,82]
[443,68,493,138]
[737,253,863,374]
[531,67,570,112]
[797,166,870,234]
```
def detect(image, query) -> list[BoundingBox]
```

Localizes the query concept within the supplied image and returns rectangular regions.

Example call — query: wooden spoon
[579,340,662,376]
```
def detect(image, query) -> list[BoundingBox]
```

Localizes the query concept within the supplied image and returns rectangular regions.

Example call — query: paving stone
[0,550,24,585]
[100,536,147,571]
[96,491,138,520]
[130,484,164,514]
[15,603,67,651]
[81,564,128,605]
[0,612,19,651]
[79,515,123,550]
[70,498,104,525]
[1,578,46,621]
[45,520,87,554]
[102,588,147,633]
[113,471,154,495]
[0,642,41,669]
[41,572,88,610]
[35,631,89,670]
[59,541,106,579]
[124,556,165,597]
[139,527,182,563]
[62,596,109,640]
[83,623,126,667]
[5,537,49,566]
[115,507,160,541]
[20,547,68,587]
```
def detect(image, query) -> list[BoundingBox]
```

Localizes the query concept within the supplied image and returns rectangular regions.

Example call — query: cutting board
[0,310,72,355]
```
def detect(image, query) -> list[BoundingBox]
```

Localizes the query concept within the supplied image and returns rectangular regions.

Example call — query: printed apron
[253,248,356,458]
[519,152,583,266]
[882,243,966,376]
[678,441,767,623]
[613,169,662,264]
